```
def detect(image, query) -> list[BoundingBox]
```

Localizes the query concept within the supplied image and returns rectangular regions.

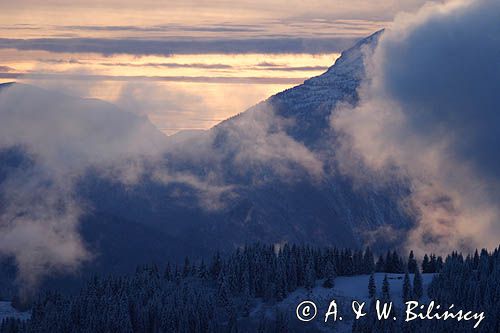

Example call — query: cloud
[0,162,88,290]
[38,58,234,69]
[214,104,325,182]
[0,65,14,72]
[63,23,265,33]
[36,58,87,65]
[0,37,358,56]
[254,64,329,71]
[0,78,325,289]
[0,72,306,85]
[332,0,500,254]
[0,0,434,22]
[113,82,207,128]
[0,83,167,290]
[104,62,234,70]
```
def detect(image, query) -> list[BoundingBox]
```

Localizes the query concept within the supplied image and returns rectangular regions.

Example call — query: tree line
[2,243,495,333]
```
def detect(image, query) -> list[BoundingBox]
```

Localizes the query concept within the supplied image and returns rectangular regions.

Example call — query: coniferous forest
[1,244,498,332]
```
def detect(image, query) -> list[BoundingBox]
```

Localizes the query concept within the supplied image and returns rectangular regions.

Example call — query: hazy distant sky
[0,0,432,134]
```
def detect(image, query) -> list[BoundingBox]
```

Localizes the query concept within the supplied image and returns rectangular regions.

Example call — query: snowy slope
[61,29,413,271]
[0,31,415,293]
[181,29,412,249]
[0,301,30,321]
[258,273,435,332]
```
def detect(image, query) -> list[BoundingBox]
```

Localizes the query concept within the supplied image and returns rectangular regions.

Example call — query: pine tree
[210,251,222,279]
[275,260,287,300]
[392,251,403,273]
[413,267,423,300]
[227,308,239,333]
[182,257,191,278]
[256,313,267,333]
[408,250,417,274]
[274,311,289,333]
[473,249,480,269]
[429,254,437,273]
[436,256,444,272]
[368,273,376,298]
[375,255,385,272]
[402,271,412,302]
[422,254,430,273]
[304,260,316,290]
[363,247,375,274]
[198,259,208,279]
[384,251,392,272]
[322,260,336,289]
[382,274,390,300]
[11,243,500,333]
[216,272,232,307]
[163,262,172,280]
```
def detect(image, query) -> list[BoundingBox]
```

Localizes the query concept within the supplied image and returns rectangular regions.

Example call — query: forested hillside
[1,243,497,332]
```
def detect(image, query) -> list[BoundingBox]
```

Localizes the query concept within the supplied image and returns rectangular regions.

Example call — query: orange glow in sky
[0,0,416,134]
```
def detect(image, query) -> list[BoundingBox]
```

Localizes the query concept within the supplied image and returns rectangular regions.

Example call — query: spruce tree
[384,251,392,272]
[368,273,376,298]
[392,251,403,273]
[304,260,316,290]
[375,255,385,272]
[436,256,444,273]
[363,247,375,274]
[408,250,417,274]
[322,260,335,289]
[413,267,423,300]
[429,254,437,273]
[422,254,430,273]
[274,311,289,333]
[225,307,238,333]
[473,249,480,269]
[182,257,191,278]
[216,273,232,307]
[382,274,390,300]
[402,271,412,302]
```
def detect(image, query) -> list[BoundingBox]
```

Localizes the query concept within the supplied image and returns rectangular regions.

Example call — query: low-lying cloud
[0,79,324,289]
[0,65,14,72]
[0,37,358,56]
[215,106,325,182]
[0,72,306,85]
[332,0,500,254]
[0,83,167,290]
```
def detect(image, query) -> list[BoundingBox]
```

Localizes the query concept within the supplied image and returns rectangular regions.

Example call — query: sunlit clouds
[0,0,426,134]
[0,52,340,134]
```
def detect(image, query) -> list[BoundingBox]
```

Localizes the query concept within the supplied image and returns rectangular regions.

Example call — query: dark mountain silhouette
[0,31,413,294]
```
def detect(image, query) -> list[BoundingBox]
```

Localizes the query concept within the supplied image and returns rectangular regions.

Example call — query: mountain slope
[0,31,413,294]
[80,29,411,264]
[172,29,410,249]
[215,29,382,146]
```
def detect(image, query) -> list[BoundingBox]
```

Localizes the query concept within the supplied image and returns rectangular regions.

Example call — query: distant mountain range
[0,30,414,293]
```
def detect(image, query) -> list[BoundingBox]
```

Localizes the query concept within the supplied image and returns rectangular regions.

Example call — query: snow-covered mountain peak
[307,29,383,86]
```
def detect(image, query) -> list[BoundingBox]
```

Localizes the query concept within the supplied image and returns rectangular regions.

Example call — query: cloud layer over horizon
[0,79,325,290]
[0,0,400,134]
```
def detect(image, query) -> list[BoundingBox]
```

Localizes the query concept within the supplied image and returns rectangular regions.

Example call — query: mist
[332,0,500,254]
[0,83,170,290]
[0,81,324,289]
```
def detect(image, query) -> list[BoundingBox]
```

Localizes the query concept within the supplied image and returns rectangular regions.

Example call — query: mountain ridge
[0,30,413,295]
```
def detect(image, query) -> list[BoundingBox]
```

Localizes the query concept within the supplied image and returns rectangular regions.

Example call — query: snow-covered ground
[262,273,436,332]
[334,273,435,305]
[0,301,30,321]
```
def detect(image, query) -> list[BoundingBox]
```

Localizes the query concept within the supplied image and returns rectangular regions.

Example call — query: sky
[3,0,498,286]
[0,0,430,134]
